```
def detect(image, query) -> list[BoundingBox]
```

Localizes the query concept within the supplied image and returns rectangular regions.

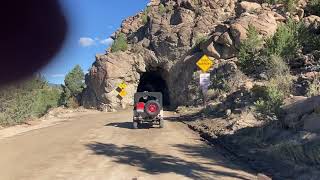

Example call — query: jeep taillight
[136,102,145,110]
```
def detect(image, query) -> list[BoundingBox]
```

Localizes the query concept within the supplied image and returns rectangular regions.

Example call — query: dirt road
[0,110,256,180]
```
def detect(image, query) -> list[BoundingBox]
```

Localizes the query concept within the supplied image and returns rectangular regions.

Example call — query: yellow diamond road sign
[118,82,127,90]
[118,89,127,97]
[196,55,213,72]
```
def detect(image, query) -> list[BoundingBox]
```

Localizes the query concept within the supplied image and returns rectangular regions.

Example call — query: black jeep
[133,92,164,129]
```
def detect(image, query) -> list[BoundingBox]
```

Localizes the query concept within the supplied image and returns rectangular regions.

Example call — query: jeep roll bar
[134,92,163,107]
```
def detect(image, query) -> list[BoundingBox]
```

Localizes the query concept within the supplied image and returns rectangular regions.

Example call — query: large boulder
[230,11,278,48]
[199,24,237,59]
[82,52,144,110]
[201,40,221,59]
[170,7,195,25]
[281,96,320,129]
[236,1,262,16]
[303,15,320,31]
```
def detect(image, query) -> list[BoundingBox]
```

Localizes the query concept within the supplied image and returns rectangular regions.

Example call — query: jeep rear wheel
[159,119,164,128]
[133,121,138,129]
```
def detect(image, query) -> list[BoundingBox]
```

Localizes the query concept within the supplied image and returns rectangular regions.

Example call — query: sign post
[196,55,214,106]
[200,73,210,106]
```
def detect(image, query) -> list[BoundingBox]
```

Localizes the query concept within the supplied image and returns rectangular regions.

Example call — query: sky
[41,0,149,84]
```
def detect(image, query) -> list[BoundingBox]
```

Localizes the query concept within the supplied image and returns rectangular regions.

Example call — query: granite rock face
[82,0,283,111]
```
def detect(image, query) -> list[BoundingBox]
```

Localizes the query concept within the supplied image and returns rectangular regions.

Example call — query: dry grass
[254,74,293,117]
[268,140,320,165]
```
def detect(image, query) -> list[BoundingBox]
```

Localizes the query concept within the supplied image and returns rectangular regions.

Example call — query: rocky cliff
[82,0,310,111]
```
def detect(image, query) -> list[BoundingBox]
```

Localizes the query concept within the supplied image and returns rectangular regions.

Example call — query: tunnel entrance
[137,70,171,106]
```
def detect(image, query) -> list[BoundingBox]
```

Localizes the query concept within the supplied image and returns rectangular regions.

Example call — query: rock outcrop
[230,11,278,48]
[82,0,284,111]
[281,95,320,131]
[236,1,262,16]
[304,15,320,31]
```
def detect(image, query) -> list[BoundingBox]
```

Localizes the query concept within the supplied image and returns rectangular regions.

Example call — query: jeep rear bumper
[133,116,162,122]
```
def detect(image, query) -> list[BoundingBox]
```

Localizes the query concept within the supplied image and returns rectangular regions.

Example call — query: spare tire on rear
[145,100,161,117]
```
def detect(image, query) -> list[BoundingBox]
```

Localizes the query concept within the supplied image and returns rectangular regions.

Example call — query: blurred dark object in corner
[0,0,67,85]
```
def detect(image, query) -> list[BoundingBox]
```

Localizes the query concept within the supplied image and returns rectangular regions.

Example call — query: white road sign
[200,73,210,92]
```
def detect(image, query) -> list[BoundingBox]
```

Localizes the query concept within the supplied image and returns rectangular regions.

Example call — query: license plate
[137,109,144,112]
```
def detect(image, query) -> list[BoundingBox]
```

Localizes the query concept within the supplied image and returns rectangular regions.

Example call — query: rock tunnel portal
[137,70,171,106]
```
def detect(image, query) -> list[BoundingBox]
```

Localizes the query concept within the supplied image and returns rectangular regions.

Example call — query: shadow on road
[105,122,133,129]
[105,122,155,129]
[164,113,203,122]
[86,142,254,180]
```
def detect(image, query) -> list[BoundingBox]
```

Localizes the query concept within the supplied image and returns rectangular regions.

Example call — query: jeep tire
[145,100,161,117]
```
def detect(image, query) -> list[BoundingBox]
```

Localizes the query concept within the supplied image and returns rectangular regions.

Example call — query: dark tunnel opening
[137,71,171,106]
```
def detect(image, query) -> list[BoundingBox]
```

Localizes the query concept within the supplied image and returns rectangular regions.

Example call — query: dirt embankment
[177,105,320,180]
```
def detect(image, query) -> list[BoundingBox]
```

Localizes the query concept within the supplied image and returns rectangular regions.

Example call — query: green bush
[0,76,62,126]
[206,89,221,100]
[266,55,290,78]
[263,0,277,3]
[308,0,320,16]
[238,19,312,76]
[238,25,265,74]
[111,33,128,53]
[210,69,246,93]
[32,87,62,116]
[262,0,297,12]
[284,0,297,13]
[307,75,320,97]
[253,75,293,116]
[192,0,201,5]
[254,87,285,117]
[266,18,320,60]
[141,13,148,24]
[62,65,85,108]
[159,4,166,15]
[167,4,174,12]
[265,19,307,59]
[141,7,151,24]
[298,19,320,52]
[246,36,294,117]
[66,97,80,109]
[64,65,85,97]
